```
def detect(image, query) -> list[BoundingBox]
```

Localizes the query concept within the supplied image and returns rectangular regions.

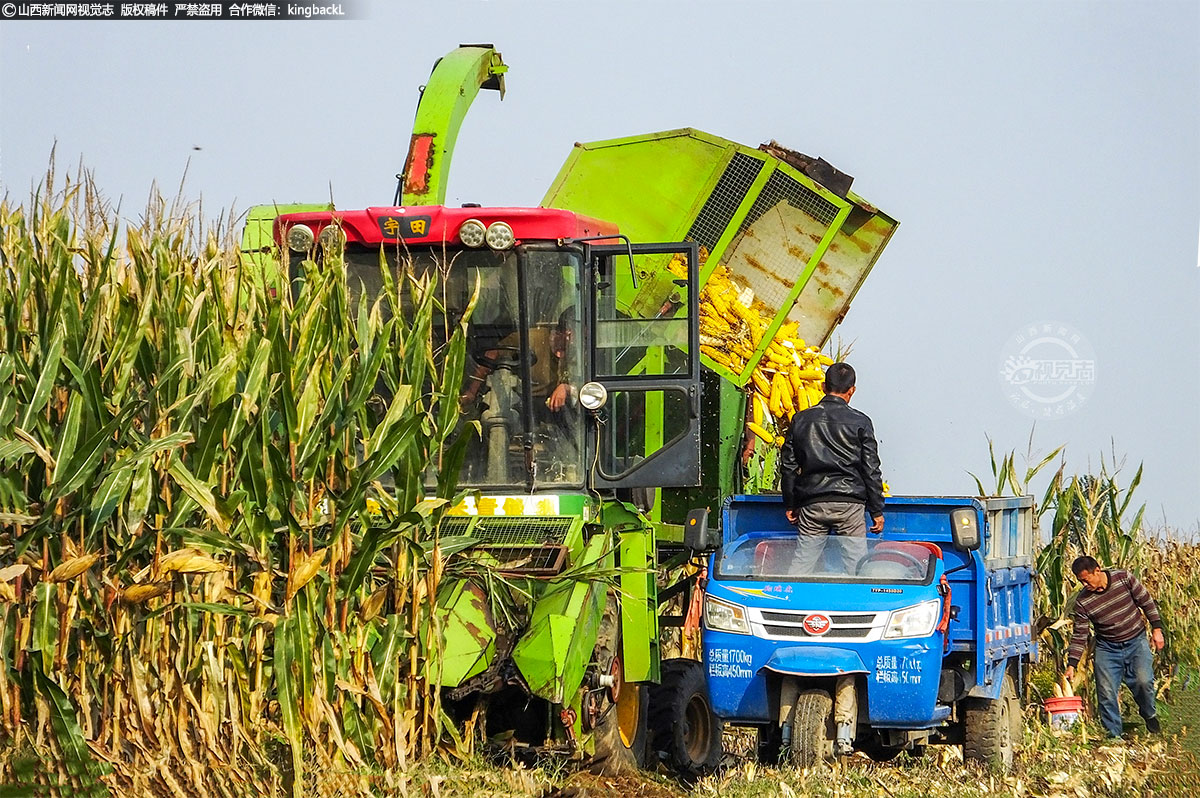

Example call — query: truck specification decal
[875,654,924,685]
[707,648,754,680]
[871,587,903,594]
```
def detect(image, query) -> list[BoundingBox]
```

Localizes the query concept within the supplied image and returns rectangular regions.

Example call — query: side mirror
[684,508,719,553]
[950,507,981,551]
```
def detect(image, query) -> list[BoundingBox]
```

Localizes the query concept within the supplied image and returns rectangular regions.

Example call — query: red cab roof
[272,205,619,248]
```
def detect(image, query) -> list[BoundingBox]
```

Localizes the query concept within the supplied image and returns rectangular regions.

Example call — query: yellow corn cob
[751,369,771,396]
[773,371,795,415]
[751,393,764,425]
[122,582,170,604]
[48,553,99,583]
[817,354,834,366]
[746,422,775,444]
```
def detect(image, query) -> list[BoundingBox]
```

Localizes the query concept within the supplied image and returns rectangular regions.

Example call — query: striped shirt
[1067,569,1163,667]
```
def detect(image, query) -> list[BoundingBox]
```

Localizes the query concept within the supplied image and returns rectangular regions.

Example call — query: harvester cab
[271,206,703,497]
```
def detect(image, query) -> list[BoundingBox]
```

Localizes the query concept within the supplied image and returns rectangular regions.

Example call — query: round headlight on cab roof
[286,224,315,253]
[458,219,486,248]
[317,224,344,251]
[579,381,608,412]
[485,221,515,250]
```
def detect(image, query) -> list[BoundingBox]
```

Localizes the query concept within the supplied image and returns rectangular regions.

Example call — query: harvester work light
[579,382,608,411]
[286,224,315,253]
[485,221,515,250]
[458,219,487,248]
[318,225,344,251]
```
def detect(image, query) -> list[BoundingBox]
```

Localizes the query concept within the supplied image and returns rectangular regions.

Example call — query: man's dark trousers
[1094,635,1157,738]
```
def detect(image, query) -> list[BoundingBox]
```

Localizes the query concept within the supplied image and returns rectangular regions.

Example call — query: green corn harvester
[252,45,897,776]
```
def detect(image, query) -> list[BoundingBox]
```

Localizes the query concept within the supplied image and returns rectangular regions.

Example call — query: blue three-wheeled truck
[697,494,1036,769]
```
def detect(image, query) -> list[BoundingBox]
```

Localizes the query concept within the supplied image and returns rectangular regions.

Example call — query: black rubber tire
[591,682,649,775]
[589,598,649,775]
[788,690,835,769]
[963,672,1018,771]
[647,659,722,780]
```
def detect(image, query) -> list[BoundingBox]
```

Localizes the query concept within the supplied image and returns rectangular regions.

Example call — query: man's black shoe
[1145,715,1161,734]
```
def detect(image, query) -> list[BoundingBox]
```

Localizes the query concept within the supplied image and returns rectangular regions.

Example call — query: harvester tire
[788,689,836,768]
[591,681,649,775]
[963,671,1018,771]
[648,659,722,780]
[589,597,648,774]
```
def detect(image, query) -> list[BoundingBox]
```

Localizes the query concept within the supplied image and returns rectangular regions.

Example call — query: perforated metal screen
[686,153,764,252]
[438,515,574,547]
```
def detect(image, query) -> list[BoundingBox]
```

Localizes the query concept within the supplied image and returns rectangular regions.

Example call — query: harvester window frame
[584,242,703,489]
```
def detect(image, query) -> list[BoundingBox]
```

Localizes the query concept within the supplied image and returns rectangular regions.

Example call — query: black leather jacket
[780,395,884,516]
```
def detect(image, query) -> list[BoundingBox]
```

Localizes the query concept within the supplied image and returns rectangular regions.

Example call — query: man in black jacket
[779,362,885,574]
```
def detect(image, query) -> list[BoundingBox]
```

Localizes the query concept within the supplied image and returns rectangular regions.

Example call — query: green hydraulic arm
[399,44,508,206]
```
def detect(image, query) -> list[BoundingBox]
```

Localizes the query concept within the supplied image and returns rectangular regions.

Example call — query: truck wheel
[788,690,835,768]
[963,672,1019,770]
[648,659,722,780]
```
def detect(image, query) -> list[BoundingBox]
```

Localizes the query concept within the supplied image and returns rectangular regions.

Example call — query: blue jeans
[1093,634,1157,737]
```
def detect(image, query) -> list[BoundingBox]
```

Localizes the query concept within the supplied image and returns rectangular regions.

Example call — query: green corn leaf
[168,456,231,533]
[31,580,58,673]
[19,322,64,428]
[90,461,135,526]
[33,662,110,791]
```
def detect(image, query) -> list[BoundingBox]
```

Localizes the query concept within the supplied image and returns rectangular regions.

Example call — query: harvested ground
[544,772,685,798]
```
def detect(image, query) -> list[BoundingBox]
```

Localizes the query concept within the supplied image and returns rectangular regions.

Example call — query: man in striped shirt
[1063,555,1165,738]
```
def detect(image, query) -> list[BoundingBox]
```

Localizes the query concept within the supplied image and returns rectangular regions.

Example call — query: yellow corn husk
[48,553,99,583]
[746,422,776,444]
[1052,681,1064,698]
[122,582,171,604]
[0,581,15,603]
[359,586,389,622]
[750,369,771,395]
[159,548,225,575]
[287,547,327,601]
[882,481,892,497]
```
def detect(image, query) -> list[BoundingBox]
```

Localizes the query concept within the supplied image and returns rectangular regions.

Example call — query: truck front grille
[749,608,884,642]
[762,624,872,639]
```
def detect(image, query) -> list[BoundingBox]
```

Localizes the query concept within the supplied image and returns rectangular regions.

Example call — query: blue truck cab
[701,494,1035,769]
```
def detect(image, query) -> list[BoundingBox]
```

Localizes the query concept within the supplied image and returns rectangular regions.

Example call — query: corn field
[974,440,1200,701]
[0,171,477,797]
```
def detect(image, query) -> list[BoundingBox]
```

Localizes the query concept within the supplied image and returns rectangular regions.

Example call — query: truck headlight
[883,599,941,639]
[704,595,750,635]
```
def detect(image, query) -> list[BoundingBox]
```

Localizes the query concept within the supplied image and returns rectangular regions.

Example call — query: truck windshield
[335,244,586,492]
[715,536,936,585]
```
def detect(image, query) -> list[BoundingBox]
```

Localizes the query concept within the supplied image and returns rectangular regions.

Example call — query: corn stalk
[1,169,477,796]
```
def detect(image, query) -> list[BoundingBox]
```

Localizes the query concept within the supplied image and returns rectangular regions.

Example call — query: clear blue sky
[2,1,1197,532]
